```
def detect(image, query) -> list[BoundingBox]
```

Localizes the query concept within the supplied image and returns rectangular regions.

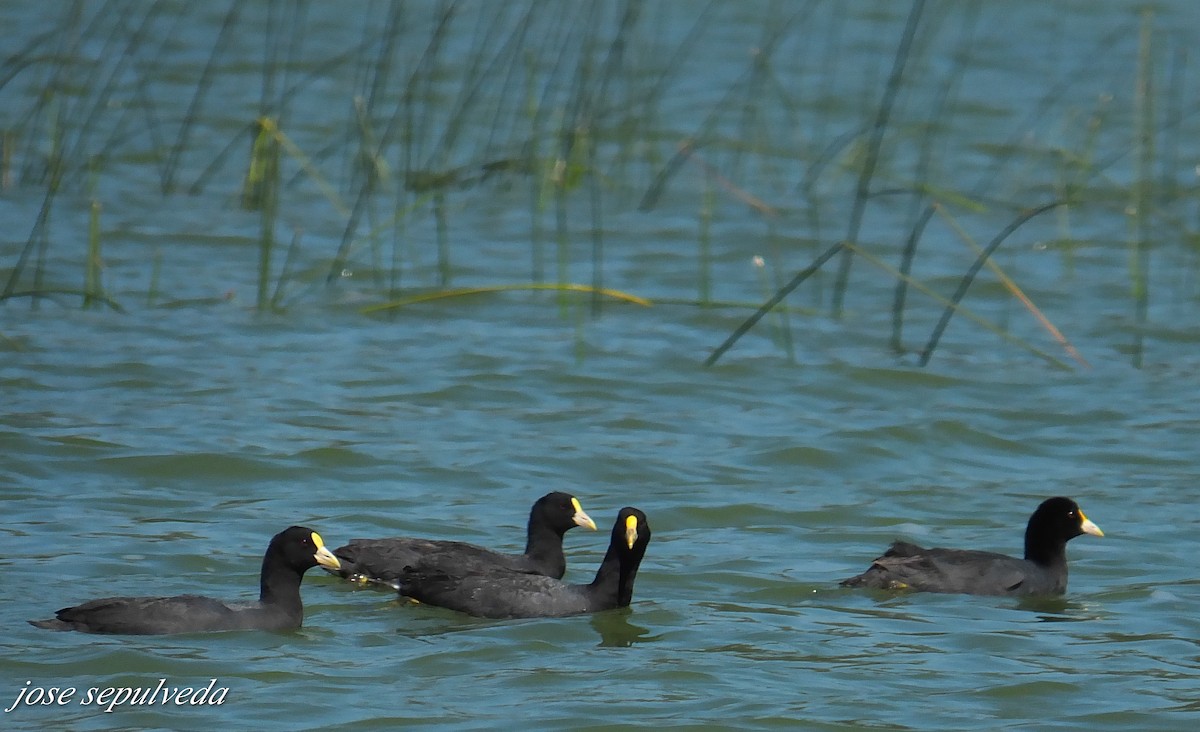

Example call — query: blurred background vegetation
[3,0,1199,368]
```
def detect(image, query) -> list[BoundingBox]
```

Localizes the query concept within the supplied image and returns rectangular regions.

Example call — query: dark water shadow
[380,596,500,640]
[379,599,661,647]
[1012,595,1100,622]
[590,609,661,648]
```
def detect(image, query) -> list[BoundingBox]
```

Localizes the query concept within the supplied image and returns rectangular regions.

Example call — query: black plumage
[331,492,596,588]
[394,507,651,619]
[30,526,341,634]
[840,497,1103,596]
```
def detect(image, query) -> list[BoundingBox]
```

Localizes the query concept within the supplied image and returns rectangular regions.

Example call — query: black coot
[394,507,651,619]
[840,497,1103,596]
[331,492,596,588]
[30,526,341,634]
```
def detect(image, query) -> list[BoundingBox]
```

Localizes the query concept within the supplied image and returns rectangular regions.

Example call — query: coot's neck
[523,521,566,576]
[587,543,625,600]
[1024,533,1068,569]
[615,548,643,608]
[258,553,305,620]
[588,542,645,608]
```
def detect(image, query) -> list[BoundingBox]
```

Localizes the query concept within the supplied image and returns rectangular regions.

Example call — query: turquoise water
[4,305,1198,730]
[4,1,1200,730]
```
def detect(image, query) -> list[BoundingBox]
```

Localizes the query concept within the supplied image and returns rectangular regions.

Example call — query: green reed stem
[639,1,807,212]
[765,224,796,364]
[243,119,281,310]
[891,2,979,354]
[2,130,11,191]
[831,0,925,318]
[360,282,651,314]
[589,152,604,316]
[147,247,162,307]
[918,200,1065,366]
[4,111,64,305]
[525,53,546,284]
[698,173,714,306]
[843,239,1068,370]
[555,165,571,315]
[1129,8,1154,369]
[705,241,844,367]
[270,228,304,311]
[164,2,239,194]
[84,199,102,310]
